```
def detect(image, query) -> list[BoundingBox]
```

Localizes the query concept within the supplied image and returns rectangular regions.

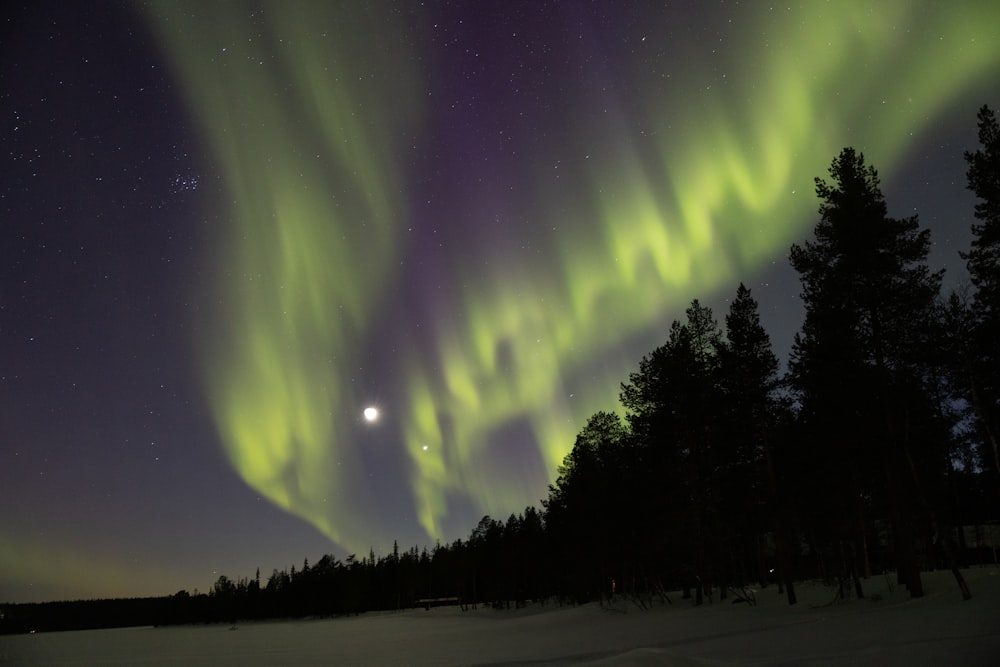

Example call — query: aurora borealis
[3,1,999,602]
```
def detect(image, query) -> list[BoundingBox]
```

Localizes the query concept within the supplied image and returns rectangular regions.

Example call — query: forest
[2,105,998,634]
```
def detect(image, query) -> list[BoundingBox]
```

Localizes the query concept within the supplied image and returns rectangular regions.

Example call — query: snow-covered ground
[3,568,998,666]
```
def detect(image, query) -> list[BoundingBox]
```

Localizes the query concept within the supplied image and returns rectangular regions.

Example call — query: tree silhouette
[962,105,1000,476]
[789,148,944,598]
[717,283,795,603]
[544,411,629,601]
[619,300,727,604]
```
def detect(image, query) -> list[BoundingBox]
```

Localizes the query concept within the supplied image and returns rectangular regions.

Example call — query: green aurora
[145,1,1000,552]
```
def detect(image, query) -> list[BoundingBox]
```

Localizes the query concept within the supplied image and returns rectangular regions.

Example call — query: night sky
[3,1,998,603]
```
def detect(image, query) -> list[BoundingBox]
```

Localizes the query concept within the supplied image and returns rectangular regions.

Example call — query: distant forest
[3,106,998,635]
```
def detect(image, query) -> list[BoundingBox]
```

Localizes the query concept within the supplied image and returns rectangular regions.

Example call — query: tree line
[2,105,998,634]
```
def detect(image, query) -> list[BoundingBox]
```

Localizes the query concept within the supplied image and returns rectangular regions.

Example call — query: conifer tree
[789,148,943,598]
[718,283,795,602]
[962,104,1000,475]
[620,300,724,603]
[544,411,628,599]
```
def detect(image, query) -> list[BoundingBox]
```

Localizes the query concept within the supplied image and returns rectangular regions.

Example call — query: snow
[3,568,998,666]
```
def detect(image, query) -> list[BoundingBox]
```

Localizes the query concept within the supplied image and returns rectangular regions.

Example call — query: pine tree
[718,283,795,603]
[964,105,1000,316]
[962,104,1000,475]
[543,411,628,600]
[719,284,778,472]
[620,300,724,603]
[789,148,943,598]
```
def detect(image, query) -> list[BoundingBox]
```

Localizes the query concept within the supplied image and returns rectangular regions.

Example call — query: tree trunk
[888,499,924,597]
[938,522,972,601]
[852,473,872,579]
[964,356,1000,476]
[762,423,797,604]
[850,542,865,599]
[879,385,924,598]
